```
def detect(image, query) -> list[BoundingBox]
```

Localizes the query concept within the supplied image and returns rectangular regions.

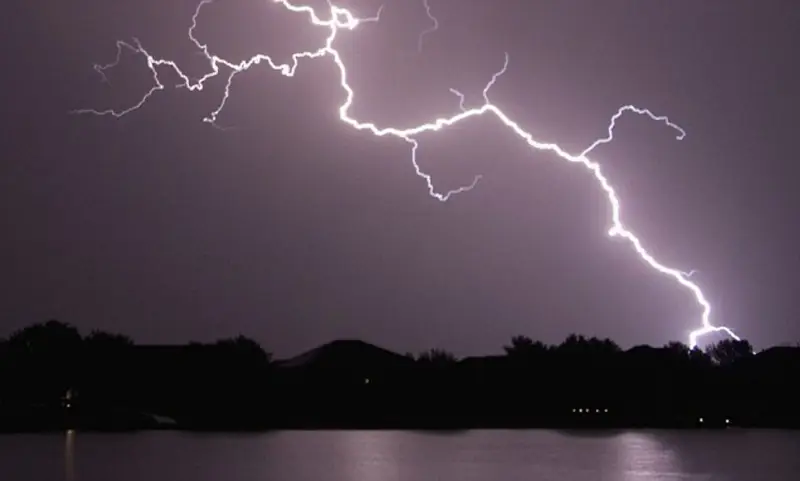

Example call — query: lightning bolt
[418,0,439,53]
[72,0,742,349]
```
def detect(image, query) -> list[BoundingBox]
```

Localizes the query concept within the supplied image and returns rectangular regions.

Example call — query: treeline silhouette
[1,320,799,432]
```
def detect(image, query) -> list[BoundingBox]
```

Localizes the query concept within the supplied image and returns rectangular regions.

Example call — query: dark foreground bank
[2,321,799,432]
[0,403,765,433]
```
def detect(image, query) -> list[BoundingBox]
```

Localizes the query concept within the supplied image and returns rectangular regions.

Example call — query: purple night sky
[1,0,798,356]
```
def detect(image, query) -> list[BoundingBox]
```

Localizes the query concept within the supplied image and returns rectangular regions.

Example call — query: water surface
[1,429,798,480]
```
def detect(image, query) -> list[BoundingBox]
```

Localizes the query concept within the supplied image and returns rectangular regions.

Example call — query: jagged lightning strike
[73,0,742,349]
[418,0,439,53]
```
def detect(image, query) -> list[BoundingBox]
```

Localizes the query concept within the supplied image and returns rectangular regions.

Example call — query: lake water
[1,429,798,480]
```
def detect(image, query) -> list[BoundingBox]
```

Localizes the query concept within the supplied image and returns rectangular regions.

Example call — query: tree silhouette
[214,335,271,366]
[556,334,620,359]
[81,329,135,403]
[705,339,754,366]
[416,348,457,366]
[664,341,690,355]
[559,333,587,349]
[8,320,82,354]
[6,320,82,401]
[203,335,272,410]
[503,335,549,358]
[84,330,133,348]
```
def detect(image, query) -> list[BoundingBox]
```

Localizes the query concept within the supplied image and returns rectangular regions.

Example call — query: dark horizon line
[3,319,798,362]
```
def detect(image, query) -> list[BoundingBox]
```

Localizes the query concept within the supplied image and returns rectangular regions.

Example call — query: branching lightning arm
[72,0,741,349]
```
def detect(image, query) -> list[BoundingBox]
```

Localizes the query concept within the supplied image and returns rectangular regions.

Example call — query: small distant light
[725,419,730,424]
[578,409,583,413]
[595,409,600,413]
[364,378,370,384]
[572,409,576,413]
[604,409,608,413]
[699,417,704,423]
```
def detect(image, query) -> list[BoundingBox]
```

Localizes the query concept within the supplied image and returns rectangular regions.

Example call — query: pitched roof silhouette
[276,339,413,370]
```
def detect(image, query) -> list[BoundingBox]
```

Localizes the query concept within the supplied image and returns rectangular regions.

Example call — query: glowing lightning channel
[72,0,742,349]
[418,0,440,53]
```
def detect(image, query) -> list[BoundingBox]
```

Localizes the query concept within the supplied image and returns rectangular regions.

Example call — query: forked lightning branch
[73,0,742,348]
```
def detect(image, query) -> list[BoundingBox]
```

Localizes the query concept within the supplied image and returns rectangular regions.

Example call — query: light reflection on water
[65,429,75,481]
[616,432,691,481]
[0,429,798,480]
